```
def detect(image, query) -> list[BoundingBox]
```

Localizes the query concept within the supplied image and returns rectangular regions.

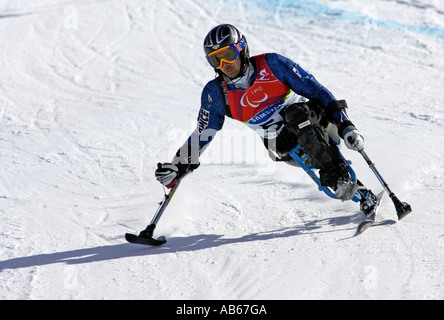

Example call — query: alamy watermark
[363,265,378,294]
[63,6,78,30]
[167,126,279,175]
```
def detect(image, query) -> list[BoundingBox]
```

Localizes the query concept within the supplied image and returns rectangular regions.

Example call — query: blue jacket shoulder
[262,53,336,107]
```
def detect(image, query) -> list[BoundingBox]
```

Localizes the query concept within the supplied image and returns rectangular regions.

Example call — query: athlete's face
[220,57,242,79]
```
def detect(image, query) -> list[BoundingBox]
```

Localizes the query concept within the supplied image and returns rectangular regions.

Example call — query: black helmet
[203,24,250,70]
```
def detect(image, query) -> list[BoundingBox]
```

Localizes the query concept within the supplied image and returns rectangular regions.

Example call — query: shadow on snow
[0,215,395,271]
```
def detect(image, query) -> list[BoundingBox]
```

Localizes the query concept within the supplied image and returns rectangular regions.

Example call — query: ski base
[357,220,375,235]
[125,233,167,246]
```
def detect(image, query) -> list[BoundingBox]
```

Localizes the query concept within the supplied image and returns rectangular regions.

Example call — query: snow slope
[0,0,443,300]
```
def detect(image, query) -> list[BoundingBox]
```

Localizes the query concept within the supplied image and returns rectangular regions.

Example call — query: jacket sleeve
[172,80,225,170]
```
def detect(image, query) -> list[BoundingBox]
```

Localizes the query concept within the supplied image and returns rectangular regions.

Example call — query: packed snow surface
[0,0,443,299]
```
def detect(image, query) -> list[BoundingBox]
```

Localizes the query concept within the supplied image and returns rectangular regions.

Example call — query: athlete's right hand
[155,163,179,188]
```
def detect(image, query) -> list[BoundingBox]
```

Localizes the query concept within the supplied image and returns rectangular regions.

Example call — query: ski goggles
[206,36,247,69]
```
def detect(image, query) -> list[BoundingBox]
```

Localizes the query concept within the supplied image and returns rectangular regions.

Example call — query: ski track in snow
[0,0,443,300]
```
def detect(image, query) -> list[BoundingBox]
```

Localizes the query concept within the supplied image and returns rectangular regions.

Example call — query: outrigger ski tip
[125,222,168,246]
[391,194,412,220]
[125,232,167,246]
